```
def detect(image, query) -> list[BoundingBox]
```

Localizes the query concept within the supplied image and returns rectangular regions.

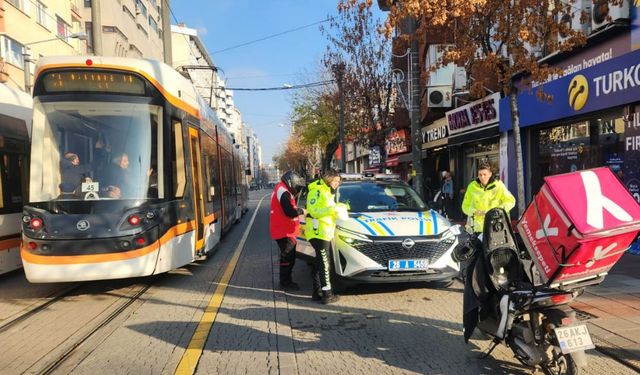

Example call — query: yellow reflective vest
[461,178,516,233]
[305,179,340,241]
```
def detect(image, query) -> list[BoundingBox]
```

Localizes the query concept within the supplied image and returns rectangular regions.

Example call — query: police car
[296,173,460,288]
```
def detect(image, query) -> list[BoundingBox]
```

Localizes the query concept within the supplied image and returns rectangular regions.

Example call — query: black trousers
[275,237,296,285]
[309,238,333,293]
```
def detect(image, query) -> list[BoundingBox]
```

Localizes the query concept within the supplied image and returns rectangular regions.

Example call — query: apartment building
[0,0,86,91]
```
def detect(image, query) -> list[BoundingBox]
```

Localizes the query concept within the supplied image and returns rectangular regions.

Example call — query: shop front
[421,117,449,200]
[446,92,502,193]
[499,47,640,205]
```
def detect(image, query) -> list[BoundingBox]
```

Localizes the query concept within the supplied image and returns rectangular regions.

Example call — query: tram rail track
[36,281,154,375]
[0,283,85,334]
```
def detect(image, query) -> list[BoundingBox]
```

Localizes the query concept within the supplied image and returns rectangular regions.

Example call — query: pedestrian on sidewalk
[270,170,307,291]
[305,169,348,304]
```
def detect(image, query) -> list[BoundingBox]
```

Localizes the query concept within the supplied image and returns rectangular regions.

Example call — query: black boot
[321,290,339,304]
[279,281,300,291]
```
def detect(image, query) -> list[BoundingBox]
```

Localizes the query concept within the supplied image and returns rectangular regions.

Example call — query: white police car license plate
[553,324,595,354]
[388,259,429,271]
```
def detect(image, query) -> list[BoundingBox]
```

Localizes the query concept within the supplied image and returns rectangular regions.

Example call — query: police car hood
[338,210,451,237]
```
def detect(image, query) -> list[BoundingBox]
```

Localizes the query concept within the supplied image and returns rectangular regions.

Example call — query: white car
[296,174,461,288]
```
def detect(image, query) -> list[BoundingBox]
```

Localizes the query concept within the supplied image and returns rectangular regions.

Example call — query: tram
[0,83,32,275]
[21,56,248,282]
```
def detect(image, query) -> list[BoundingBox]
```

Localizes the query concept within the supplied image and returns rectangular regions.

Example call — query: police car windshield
[337,182,427,212]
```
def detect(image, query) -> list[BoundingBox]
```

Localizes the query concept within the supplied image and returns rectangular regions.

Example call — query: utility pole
[161,0,172,65]
[333,62,346,172]
[409,18,424,198]
[91,0,103,55]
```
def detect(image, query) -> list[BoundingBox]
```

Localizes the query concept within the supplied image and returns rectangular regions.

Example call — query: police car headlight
[337,227,371,247]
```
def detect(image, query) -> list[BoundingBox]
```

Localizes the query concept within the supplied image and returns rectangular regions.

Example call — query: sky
[170,0,349,166]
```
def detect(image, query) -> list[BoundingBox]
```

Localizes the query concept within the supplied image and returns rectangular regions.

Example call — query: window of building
[1,36,24,67]
[149,0,157,7]
[135,0,147,18]
[56,16,70,39]
[85,22,93,51]
[84,0,91,7]
[36,1,51,29]
[7,0,29,13]
[149,16,158,34]
[137,24,149,37]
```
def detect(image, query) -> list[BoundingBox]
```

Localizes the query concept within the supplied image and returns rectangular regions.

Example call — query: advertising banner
[385,128,410,156]
[500,48,640,131]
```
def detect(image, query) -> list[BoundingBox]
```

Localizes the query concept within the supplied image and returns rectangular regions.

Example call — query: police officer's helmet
[281,171,305,195]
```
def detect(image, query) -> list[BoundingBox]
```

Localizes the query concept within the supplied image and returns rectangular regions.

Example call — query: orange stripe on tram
[35,63,201,118]
[21,221,196,265]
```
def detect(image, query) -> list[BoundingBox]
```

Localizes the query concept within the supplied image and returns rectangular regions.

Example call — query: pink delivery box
[517,167,640,286]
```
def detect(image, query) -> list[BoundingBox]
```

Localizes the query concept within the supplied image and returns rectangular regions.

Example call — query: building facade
[0,0,86,92]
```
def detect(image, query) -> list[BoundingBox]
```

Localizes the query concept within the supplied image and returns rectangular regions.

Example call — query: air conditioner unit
[558,0,591,45]
[591,0,628,32]
[427,86,452,108]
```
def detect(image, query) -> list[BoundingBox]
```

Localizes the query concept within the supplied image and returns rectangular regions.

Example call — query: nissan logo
[402,238,415,250]
[76,220,90,231]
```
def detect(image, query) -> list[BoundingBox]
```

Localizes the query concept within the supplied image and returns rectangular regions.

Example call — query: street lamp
[22,32,88,93]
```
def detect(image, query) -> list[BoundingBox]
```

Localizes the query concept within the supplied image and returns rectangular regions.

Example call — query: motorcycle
[451,208,593,375]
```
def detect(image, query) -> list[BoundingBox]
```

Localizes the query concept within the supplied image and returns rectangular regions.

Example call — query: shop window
[532,111,625,192]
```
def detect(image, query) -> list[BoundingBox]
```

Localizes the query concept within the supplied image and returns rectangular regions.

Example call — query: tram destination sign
[41,70,146,95]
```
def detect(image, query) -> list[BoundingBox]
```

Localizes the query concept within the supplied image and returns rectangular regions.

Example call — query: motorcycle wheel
[541,346,579,375]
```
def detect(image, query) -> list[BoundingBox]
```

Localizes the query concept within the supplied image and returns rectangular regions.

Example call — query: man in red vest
[270,171,306,291]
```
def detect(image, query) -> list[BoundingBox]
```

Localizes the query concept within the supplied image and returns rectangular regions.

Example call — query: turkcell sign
[500,48,640,131]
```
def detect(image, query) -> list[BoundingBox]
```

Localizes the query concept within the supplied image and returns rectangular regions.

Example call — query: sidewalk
[570,252,640,371]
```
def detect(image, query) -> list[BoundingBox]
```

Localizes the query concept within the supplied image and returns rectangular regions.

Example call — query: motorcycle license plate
[553,324,595,354]
[388,259,429,271]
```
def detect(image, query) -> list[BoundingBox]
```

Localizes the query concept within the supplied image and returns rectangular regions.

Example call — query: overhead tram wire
[194,80,334,92]
[211,18,332,55]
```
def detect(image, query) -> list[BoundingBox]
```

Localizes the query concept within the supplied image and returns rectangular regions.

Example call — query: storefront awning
[385,155,399,167]
[385,152,412,167]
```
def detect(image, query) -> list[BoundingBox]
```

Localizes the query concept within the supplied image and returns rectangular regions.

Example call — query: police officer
[305,169,348,304]
[270,171,306,291]
[461,163,516,234]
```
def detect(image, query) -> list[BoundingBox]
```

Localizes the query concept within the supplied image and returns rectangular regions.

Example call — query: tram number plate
[388,259,429,271]
[82,182,99,192]
[553,324,595,354]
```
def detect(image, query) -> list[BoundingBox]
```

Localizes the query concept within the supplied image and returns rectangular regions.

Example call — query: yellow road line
[174,195,267,375]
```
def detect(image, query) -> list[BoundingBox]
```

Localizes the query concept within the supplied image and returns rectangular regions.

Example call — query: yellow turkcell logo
[568,74,588,111]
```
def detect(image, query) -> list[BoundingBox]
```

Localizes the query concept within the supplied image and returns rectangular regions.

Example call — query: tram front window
[29,100,163,204]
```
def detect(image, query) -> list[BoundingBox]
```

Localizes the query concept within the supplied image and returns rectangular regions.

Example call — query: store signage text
[446,92,500,135]
[500,49,640,131]
[422,125,447,143]
[385,129,410,156]
[369,145,381,166]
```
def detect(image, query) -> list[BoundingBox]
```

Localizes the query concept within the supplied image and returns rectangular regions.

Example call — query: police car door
[296,187,316,260]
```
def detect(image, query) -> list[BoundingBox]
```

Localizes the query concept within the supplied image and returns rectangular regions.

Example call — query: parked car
[296,173,460,289]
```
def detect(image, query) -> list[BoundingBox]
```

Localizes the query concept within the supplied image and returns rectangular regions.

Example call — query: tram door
[188,128,205,254]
